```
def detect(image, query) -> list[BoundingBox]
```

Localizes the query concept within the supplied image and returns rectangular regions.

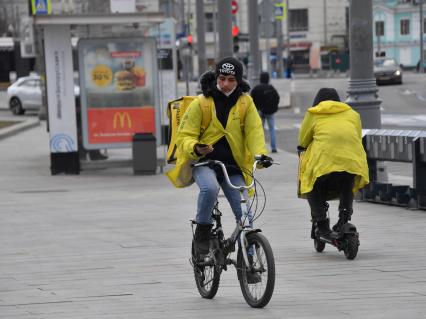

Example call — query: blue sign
[31,0,51,15]
[274,2,286,20]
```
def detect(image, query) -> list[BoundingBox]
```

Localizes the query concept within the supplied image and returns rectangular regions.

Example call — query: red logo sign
[87,107,155,144]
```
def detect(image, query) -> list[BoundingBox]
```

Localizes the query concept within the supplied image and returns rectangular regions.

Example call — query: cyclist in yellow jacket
[166,57,270,260]
[298,88,369,238]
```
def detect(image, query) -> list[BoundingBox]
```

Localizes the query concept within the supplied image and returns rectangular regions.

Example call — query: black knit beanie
[312,88,341,106]
[215,57,243,83]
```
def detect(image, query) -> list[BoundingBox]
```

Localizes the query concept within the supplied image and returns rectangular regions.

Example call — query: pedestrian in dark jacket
[251,71,280,152]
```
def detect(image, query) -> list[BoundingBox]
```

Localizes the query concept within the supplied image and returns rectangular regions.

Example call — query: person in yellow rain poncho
[298,88,369,239]
[166,57,272,267]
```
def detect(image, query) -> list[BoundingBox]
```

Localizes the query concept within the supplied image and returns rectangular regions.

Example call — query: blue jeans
[193,165,251,225]
[260,112,277,151]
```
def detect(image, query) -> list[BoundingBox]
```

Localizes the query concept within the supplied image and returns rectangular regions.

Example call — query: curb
[0,118,41,141]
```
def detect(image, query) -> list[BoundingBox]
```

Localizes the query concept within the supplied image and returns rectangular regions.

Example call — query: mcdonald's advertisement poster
[78,38,157,147]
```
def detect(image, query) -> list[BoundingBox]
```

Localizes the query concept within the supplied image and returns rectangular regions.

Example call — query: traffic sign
[231,0,238,15]
[274,2,286,20]
[31,0,51,15]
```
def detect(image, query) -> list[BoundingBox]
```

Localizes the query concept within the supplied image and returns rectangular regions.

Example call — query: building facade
[373,0,425,67]
[182,0,349,74]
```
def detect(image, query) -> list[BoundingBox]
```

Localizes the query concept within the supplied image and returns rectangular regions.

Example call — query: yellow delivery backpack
[166,94,248,164]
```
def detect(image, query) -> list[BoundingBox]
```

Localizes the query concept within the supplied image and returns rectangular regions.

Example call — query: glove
[297,145,307,156]
[260,154,273,168]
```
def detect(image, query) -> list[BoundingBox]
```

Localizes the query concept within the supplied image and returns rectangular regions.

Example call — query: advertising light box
[78,37,159,149]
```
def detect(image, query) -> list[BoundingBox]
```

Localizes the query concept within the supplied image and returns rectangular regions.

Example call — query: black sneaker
[194,224,212,258]
[89,151,108,161]
[316,220,338,240]
[272,149,278,153]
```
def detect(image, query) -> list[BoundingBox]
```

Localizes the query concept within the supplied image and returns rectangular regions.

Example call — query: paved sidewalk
[0,123,426,319]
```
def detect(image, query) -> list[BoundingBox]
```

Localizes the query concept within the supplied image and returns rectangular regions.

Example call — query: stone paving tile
[0,124,426,318]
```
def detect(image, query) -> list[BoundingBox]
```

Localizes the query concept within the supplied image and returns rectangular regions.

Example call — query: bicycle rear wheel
[191,241,220,299]
[237,232,275,308]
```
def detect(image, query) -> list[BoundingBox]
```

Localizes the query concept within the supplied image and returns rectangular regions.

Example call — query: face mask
[216,84,236,97]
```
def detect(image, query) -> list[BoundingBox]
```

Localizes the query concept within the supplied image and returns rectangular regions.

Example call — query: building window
[375,21,384,36]
[205,13,214,32]
[289,9,308,32]
[400,19,410,35]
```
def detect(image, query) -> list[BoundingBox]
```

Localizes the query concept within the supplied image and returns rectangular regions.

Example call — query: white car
[7,75,42,115]
[6,75,80,115]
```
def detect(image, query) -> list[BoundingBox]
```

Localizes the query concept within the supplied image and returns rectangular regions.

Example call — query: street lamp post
[196,0,207,76]
[346,0,386,182]
[345,0,382,129]
[420,0,424,73]
[248,0,260,86]
[217,0,233,60]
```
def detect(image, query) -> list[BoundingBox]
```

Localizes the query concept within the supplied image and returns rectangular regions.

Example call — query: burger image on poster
[114,70,135,91]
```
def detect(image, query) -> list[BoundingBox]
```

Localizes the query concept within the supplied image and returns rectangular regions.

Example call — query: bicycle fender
[239,229,262,270]
[244,228,262,236]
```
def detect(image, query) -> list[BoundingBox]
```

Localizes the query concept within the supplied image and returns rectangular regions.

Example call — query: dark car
[374,58,403,85]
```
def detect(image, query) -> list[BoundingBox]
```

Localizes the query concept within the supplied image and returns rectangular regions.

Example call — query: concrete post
[276,17,284,78]
[262,0,273,74]
[345,0,382,129]
[248,0,260,86]
[217,0,233,60]
[420,0,424,73]
[346,0,386,182]
[196,0,207,76]
[285,0,290,73]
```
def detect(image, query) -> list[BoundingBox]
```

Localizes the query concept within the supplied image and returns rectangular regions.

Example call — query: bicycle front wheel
[191,241,220,299]
[237,232,275,308]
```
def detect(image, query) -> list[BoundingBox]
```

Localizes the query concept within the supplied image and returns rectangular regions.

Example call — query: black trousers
[307,172,355,222]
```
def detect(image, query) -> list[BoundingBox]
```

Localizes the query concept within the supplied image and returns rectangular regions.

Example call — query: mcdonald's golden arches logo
[113,112,132,129]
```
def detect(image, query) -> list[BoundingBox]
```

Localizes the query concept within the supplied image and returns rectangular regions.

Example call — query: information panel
[44,25,78,153]
[78,37,159,149]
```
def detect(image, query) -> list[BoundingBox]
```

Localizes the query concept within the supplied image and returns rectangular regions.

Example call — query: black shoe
[316,220,333,239]
[271,149,278,153]
[89,151,108,161]
[194,224,212,257]
[333,209,352,233]
[332,219,344,233]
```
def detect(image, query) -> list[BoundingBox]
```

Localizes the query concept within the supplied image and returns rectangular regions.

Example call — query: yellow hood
[308,100,351,114]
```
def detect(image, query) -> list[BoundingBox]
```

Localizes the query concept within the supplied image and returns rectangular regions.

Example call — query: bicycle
[189,155,278,308]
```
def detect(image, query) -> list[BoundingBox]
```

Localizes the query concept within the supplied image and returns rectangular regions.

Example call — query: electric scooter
[311,215,360,260]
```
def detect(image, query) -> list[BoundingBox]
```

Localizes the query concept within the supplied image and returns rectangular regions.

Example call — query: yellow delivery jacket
[166,94,267,191]
[298,100,369,196]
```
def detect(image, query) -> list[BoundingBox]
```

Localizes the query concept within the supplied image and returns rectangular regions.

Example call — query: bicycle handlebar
[192,155,279,191]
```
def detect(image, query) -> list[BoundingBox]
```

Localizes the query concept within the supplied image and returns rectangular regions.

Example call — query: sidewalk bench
[360,129,426,210]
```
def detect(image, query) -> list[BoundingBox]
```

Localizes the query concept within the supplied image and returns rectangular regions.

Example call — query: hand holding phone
[195,143,213,156]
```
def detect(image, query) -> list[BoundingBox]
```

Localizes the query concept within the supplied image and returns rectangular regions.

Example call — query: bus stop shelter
[33,13,167,175]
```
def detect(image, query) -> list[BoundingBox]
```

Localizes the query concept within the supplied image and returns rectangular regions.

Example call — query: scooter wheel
[344,235,359,260]
[314,239,325,252]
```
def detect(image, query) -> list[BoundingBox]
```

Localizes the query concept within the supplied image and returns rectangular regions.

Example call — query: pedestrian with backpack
[166,57,272,258]
[251,71,280,153]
